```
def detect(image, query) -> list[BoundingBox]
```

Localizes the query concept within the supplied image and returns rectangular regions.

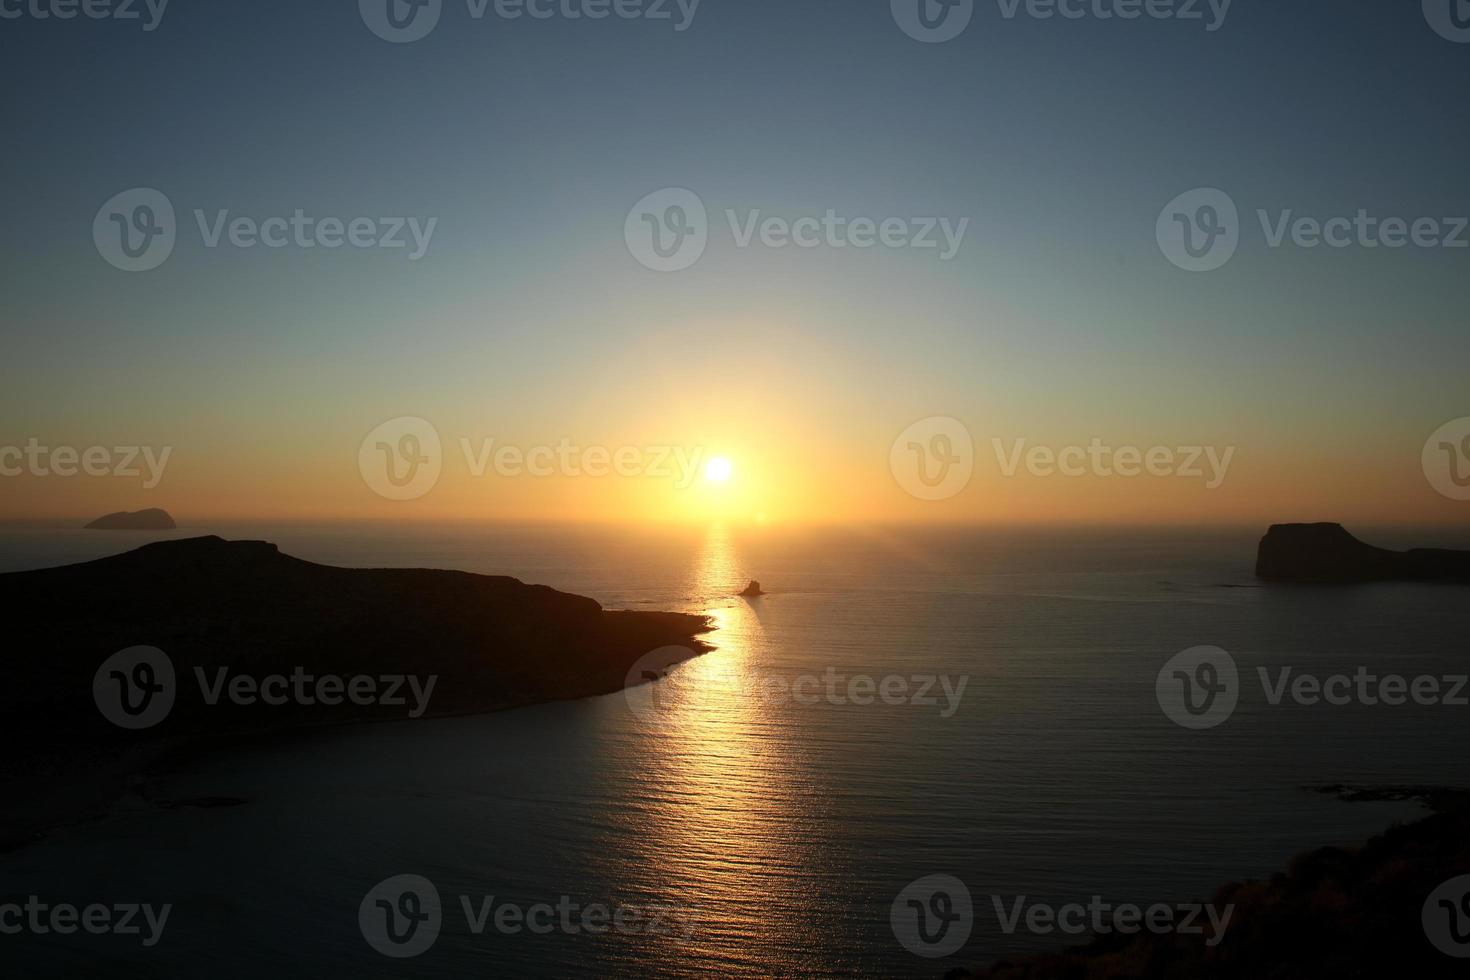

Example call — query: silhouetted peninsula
[0,537,712,846]
[1255,523,1470,583]
[84,508,177,530]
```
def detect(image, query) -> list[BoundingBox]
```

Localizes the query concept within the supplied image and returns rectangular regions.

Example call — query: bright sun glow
[705,457,733,483]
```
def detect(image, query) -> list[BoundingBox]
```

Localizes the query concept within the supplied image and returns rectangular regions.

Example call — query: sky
[2,0,1469,526]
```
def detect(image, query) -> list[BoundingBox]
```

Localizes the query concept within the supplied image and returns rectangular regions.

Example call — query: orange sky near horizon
[2,423,1466,529]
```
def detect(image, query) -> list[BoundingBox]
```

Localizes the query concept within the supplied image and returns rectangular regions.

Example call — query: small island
[84,508,177,530]
[739,579,765,597]
[1255,523,1470,584]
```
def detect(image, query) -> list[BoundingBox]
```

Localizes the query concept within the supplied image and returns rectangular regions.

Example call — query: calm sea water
[3,522,1468,978]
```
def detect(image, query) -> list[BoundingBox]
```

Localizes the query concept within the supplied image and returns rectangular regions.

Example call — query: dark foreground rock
[84,507,177,530]
[951,789,1470,979]
[1255,523,1470,583]
[0,536,712,846]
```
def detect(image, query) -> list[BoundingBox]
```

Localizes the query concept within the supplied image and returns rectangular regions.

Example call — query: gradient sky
[3,1,1469,525]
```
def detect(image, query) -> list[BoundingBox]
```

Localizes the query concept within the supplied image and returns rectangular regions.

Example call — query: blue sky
[3,0,1468,522]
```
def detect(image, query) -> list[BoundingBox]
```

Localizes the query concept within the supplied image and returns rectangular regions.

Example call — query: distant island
[1255,523,1470,584]
[0,536,712,850]
[84,508,177,530]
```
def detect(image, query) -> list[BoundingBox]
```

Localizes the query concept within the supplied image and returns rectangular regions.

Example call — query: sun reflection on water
[605,523,836,976]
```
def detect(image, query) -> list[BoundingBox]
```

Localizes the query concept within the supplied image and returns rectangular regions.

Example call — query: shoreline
[951,786,1470,978]
[0,535,716,854]
[0,638,715,855]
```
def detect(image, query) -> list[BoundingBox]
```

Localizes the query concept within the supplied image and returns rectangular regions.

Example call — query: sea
[2,521,1467,978]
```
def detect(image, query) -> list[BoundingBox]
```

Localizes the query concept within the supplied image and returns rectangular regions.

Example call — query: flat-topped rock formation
[1255,523,1470,583]
[84,508,177,530]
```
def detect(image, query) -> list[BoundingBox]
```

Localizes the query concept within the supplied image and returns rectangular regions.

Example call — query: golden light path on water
[593,523,849,977]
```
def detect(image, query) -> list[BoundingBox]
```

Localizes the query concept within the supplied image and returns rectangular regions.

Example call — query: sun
[705,456,733,483]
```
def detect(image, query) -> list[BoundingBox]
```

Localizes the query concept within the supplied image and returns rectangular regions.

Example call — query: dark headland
[1255,523,1470,583]
[949,788,1470,979]
[0,536,712,848]
[84,507,177,530]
